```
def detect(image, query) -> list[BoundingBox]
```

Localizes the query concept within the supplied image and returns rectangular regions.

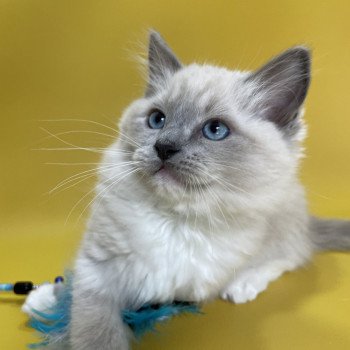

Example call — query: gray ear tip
[281,46,311,79]
[290,45,311,54]
[148,29,163,44]
[287,46,311,65]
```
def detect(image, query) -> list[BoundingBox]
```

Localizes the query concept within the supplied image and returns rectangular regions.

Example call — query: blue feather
[123,302,200,339]
[28,273,73,348]
[28,273,201,347]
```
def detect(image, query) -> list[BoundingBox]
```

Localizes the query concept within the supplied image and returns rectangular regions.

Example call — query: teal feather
[122,302,200,339]
[28,273,201,347]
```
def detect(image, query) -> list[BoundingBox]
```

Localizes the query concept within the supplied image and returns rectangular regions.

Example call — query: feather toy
[1,273,201,347]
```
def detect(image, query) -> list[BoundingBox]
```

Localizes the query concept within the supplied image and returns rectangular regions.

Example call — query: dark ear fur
[146,31,182,96]
[246,47,311,135]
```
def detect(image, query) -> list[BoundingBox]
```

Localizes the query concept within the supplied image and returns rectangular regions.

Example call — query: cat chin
[150,167,214,203]
[150,172,186,200]
[154,166,183,185]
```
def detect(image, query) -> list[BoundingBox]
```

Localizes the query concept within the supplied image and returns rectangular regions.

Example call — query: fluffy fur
[26,31,350,349]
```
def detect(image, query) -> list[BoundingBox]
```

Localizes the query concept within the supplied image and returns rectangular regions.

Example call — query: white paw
[220,271,269,304]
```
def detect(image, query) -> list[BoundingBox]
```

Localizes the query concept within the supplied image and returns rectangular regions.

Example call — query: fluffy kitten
[28,31,350,349]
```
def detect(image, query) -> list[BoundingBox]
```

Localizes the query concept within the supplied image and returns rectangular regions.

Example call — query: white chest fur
[79,180,266,307]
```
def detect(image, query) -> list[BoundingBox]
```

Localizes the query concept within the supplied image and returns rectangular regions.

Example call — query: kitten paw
[220,271,269,304]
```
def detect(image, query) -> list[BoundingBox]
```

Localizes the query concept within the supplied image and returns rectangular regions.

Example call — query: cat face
[112,32,311,211]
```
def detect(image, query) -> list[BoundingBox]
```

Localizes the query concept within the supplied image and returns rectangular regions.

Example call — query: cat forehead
[157,64,249,115]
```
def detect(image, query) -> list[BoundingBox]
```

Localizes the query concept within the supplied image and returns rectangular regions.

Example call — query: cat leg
[70,288,131,350]
[220,259,302,304]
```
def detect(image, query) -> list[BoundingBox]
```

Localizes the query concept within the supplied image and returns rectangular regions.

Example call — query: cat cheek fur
[68,32,349,350]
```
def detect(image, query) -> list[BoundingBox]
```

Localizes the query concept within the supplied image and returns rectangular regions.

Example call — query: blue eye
[202,119,230,141]
[148,110,166,129]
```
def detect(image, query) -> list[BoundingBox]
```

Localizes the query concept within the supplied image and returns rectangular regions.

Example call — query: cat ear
[146,30,182,96]
[246,47,311,135]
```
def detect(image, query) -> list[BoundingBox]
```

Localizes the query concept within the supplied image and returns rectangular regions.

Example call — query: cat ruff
[22,273,200,347]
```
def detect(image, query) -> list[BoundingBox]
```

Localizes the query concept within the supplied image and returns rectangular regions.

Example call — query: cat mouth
[153,164,210,191]
[154,164,183,185]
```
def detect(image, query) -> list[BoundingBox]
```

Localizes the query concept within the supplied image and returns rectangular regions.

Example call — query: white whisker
[75,167,140,224]
[49,164,117,195]
[49,161,141,195]
[40,129,116,141]
[36,147,131,155]
[46,162,123,166]
[39,118,120,135]
[64,166,131,225]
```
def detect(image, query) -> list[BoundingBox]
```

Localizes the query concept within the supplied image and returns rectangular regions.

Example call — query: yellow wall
[0,1,349,349]
[1,0,350,224]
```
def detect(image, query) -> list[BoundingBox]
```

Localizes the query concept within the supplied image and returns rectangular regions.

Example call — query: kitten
[25,31,350,349]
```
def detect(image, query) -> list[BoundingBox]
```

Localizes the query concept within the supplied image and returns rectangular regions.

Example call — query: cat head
[113,31,311,213]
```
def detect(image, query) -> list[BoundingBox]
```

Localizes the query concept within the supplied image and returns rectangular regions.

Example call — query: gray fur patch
[146,31,182,97]
[311,216,350,251]
[245,47,311,136]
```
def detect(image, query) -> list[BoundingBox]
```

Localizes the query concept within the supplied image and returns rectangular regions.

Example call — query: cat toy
[1,274,200,347]
[0,276,64,295]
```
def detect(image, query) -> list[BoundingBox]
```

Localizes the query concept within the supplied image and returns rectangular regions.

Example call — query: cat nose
[154,141,180,161]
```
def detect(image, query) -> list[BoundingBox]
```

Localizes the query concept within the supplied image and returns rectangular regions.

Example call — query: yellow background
[1,0,349,349]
